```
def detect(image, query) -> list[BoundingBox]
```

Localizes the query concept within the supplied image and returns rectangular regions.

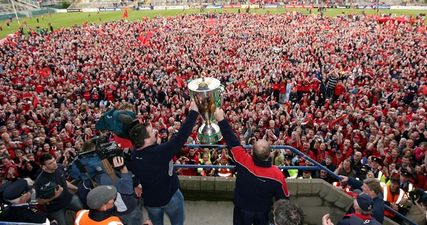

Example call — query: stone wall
[179,176,399,225]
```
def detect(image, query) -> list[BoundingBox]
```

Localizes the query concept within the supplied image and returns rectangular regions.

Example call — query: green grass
[0,8,426,38]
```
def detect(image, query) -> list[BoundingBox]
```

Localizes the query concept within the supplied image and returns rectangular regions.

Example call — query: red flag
[35,84,44,93]
[122,7,129,18]
[39,67,51,78]
[32,96,38,108]
[176,76,185,88]
[138,31,153,46]
[207,17,217,26]
[252,95,257,103]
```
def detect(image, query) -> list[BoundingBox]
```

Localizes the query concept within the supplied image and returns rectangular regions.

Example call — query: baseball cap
[356,193,373,212]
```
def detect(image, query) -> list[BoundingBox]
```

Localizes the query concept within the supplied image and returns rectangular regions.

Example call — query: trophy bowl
[188,77,223,144]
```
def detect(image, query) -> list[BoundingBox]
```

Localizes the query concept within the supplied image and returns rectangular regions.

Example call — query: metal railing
[183,144,418,225]
[174,164,320,170]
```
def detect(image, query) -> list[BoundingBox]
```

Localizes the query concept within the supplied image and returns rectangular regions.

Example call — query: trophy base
[198,123,223,144]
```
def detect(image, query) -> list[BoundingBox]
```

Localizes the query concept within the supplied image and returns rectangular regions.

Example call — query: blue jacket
[337,213,381,225]
[126,110,198,207]
[98,171,137,214]
[347,177,385,224]
[218,119,289,212]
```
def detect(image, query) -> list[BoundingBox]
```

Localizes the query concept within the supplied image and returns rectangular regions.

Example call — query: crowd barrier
[174,164,320,170]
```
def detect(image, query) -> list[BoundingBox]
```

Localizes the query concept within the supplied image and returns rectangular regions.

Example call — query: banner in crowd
[357,5,391,9]
[66,8,82,12]
[223,4,241,8]
[138,6,152,10]
[283,5,314,8]
[390,5,427,10]
[152,5,189,9]
[377,5,391,9]
[97,8,119,12]
[240,4,260,8]
[264,4,278,8]
[206,5,223,9]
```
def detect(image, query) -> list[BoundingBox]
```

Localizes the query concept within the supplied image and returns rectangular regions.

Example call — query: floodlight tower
[9,0,21,25]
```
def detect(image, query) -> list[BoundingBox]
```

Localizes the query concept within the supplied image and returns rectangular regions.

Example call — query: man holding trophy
[213,107,290,225]
[126,102,199,225]
[190,77,290,225]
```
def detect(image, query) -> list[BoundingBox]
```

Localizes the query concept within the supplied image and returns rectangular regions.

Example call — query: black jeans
[233,206,269,225]
[49,195,83,225]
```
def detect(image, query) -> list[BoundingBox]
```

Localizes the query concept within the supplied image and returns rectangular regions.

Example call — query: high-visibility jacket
[383,185,405,205]
[74,210,123,225]
[382,184,405,218]
[287,169,298,179]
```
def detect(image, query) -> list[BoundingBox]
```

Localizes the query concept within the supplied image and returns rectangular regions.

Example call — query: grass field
[0,8,426,38]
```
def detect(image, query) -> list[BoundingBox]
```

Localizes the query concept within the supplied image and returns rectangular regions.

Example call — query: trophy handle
[214,85,224,108]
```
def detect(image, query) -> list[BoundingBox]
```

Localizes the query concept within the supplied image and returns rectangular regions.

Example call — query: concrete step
[142,201,234,225]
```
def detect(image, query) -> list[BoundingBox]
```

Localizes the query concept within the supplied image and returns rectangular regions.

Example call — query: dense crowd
[0,11,426,223]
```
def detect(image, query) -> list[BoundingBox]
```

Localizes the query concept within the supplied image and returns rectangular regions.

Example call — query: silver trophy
[188,77,223,144]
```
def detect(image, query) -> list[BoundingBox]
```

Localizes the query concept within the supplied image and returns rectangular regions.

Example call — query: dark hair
[39,153,54,166]
[129,123,149,148]
[273,199,304,225]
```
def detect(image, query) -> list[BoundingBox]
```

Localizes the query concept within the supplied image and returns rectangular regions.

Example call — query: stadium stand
[68,0,134,9]
[0,0,39,15]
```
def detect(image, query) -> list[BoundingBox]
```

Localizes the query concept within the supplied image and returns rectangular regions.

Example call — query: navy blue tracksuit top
[126,110,198,207]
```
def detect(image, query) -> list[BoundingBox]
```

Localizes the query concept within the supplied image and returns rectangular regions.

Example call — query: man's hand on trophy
[190,101,199,113]
[214,108,225,122]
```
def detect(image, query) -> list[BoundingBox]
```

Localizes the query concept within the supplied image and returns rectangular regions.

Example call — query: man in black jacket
[214,108,289,225]
[0,179,49,224]
[35,153,83,225]
[126,101,199,225]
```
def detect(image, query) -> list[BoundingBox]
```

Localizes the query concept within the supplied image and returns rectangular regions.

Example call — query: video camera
[93,136,131,165]
[409,189,427,206]
[68,135,131,181]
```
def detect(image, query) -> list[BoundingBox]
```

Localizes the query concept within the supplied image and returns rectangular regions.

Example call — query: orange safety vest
[74,210,123,225]
[383,185,404,218]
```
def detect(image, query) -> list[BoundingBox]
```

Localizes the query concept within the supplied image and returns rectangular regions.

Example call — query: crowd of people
[0,11,426,224]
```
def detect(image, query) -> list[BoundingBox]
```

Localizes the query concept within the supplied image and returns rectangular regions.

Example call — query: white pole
[10,0,21,25]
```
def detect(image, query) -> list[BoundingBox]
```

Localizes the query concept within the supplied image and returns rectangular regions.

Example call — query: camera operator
[98,155,143,225]
[34,153,83,225]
